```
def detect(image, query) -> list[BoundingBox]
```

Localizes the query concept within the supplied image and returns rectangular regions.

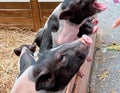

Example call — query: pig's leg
[18,47,36,77]
[78,17,98,37]
[39,15,59,53]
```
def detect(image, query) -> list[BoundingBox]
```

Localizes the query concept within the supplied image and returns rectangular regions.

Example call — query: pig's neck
[57,20,83,45]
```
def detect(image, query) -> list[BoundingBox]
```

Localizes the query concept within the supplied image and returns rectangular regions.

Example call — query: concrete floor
[89,0,120,93]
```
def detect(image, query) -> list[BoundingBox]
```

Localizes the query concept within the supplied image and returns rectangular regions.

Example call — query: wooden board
[0,2,60,31]
[0,9,31,18]
[0,2,30,9]
[30,0,41,31]
[0,17,32,25]
[64,35,96,93]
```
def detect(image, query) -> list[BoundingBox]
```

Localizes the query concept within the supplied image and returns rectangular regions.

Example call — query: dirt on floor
[0,25,37,93]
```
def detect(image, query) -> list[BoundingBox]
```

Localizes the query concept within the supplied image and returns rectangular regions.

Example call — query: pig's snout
[93,1,107,11]
[92,18,98,34]
[80,35,93,45]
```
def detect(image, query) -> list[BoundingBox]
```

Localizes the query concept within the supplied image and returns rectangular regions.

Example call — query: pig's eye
[58,54,68,67]
[59,55,65,61]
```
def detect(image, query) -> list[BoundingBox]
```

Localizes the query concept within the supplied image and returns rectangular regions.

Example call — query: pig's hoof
[92,18,98,25]
[92,25,98,34]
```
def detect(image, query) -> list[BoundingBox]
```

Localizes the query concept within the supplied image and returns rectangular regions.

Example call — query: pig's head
[29,35,93,92]
[60,0,107,24]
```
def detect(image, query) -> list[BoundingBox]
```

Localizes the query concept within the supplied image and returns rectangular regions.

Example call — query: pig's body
[11,66,64,93]
[11,35,92,93]
[11,66,38,93]
[34,0,106,53]
[12,0,107,92]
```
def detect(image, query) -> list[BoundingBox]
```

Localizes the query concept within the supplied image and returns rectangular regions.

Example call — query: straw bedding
[0,25,36,93]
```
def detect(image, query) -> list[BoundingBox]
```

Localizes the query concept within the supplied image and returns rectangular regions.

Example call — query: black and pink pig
[11,35,93,93]
[12,0,107,92]
[33,0,106,52]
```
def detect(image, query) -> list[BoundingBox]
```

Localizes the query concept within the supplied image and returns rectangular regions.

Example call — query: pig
[32,0,106,78]
[11,35,93,93]
[33,0,107,53]
[13,0,106,79]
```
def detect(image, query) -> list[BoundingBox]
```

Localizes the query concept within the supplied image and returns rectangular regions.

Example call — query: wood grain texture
[30,0,41,31]
[0,9,31,18]
[0,17,32,25]
[0,2,60,31]
[0,2,30,9]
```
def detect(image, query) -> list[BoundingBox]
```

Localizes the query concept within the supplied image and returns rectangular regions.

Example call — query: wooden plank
[0,0,62,2]
[0,17,32,25]
[73,35,96,93]
[30,0,41,31]
[38,0,62,2]
[39,2,60,9]
[41,9,54,16]
[0,2,30,9]
[64,35,96,93]
[72,75,81,93]
[65,75,77,93]
[0,9,31,18]
[40,17,48,27]
[39,2,60,27]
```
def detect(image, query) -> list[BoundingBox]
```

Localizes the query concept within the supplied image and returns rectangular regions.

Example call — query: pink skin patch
[78,69,84,78]
[92,25,98,34]
[91,18,99,34]
[87,57,92,62]
[81,35,93,45]
[92,18,99,25]
[92,18,99,34]
[93,1,107,11]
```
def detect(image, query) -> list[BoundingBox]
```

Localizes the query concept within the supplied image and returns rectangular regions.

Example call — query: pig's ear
[35,68,55,91]
[29,43,36,53]
[14,48,21,56]
[18,47,36,77]
[59,9,74,20]
[93,2,107,12]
